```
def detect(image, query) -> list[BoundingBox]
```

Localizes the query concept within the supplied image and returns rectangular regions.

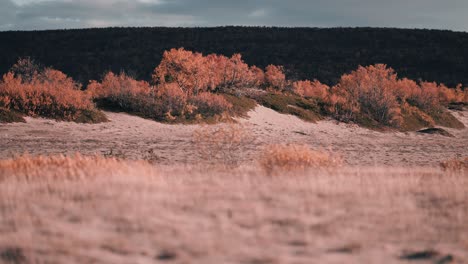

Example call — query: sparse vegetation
[259,144,342,174]
[0,107,25,123]
[0,154,152,181]
[193,124,254,167]
[440,157,468,172]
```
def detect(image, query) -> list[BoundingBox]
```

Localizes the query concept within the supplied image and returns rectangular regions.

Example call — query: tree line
[1,27,468,87]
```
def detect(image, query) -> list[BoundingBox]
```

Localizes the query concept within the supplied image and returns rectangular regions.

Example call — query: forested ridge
[0,27,467,87]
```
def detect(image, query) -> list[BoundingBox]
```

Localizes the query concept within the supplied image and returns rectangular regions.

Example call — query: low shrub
[0,58,104,123]
[265,65,287,91]
[189,92,232,117]
[0,107,25,123]
[88,72,152,110]
[259,144,343,174]
[292,80,329,101]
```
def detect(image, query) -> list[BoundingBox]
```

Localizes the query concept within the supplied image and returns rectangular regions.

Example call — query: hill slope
[1,27,468,86]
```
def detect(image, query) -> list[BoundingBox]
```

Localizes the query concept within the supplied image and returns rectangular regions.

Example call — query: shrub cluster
[290,64,467,129]
[153,48,286,94]
[0,58,105,123]
[89,72,233,122]
[2,51,466,128]
[154,50,466,128]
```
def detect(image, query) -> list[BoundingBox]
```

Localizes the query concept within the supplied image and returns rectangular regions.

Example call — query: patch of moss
[222,94,257,118]
[0,108,26,123]
[429,110,465,129]
[254,93,323,122]
[74,109,109,124]
[399,104,435,132]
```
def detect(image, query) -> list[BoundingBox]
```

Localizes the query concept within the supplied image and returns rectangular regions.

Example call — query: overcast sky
[1,0,467,31]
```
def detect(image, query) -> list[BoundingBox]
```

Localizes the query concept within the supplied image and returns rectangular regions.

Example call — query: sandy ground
[1,165,467,264]
[1,106,467,166]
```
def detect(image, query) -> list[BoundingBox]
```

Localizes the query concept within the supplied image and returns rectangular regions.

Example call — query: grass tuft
[259,144,342,175]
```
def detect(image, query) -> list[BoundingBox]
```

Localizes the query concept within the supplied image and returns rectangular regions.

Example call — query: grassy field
[0,154,467,264]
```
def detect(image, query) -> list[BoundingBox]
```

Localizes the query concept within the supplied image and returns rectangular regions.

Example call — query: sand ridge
[0,106,467,166]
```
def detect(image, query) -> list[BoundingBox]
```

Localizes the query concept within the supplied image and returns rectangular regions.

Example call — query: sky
[1,0,467,31]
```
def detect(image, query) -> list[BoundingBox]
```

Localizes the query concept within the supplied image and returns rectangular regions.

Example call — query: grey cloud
[2,0,468,31]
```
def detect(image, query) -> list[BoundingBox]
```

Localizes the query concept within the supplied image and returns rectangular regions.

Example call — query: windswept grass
[0,155,466,263]
[0,154,154,181]
[259,144,343,174]
[440,157,468,172]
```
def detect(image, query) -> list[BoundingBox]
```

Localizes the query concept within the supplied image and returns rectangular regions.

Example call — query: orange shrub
[259,144,342,174]
[293,80,330,100]
[154,48,265,93]
[325,90,360,122]
[189,92,232,117]
[155,83,188,117]
[246,66,265,87]
[331,64,402,126]
[265,65,286,91]
[89,72,151,103]
[0,62,95,121]
[89,72,170,119]
[153,48,208,96]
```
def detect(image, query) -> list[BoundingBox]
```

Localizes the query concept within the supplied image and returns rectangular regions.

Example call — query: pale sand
[0,165,467,264]
[1,106,467,166]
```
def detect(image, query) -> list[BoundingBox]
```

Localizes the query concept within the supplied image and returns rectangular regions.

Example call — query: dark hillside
[1,27,467,86]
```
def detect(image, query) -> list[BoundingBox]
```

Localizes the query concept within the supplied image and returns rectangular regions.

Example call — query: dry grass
[259,144,343,174]
[440,157,468,172]
[0,157,467,263]
[0,154,154,181]
[193,124,255,167]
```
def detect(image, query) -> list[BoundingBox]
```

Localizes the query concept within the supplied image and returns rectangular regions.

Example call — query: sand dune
[1,106,467,166]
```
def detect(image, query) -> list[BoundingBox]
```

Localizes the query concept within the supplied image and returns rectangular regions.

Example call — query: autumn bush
[259,144,343,175]
[189,92,232,117]
[265,65,287,91]
[153,48,266,94]
[152,49,467,129]
[88,72,164,118]
[90,71,233,122]
[4,51,466,128]
[0,58,106,123]
[292,80,329,101]
[329,64,402,126]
